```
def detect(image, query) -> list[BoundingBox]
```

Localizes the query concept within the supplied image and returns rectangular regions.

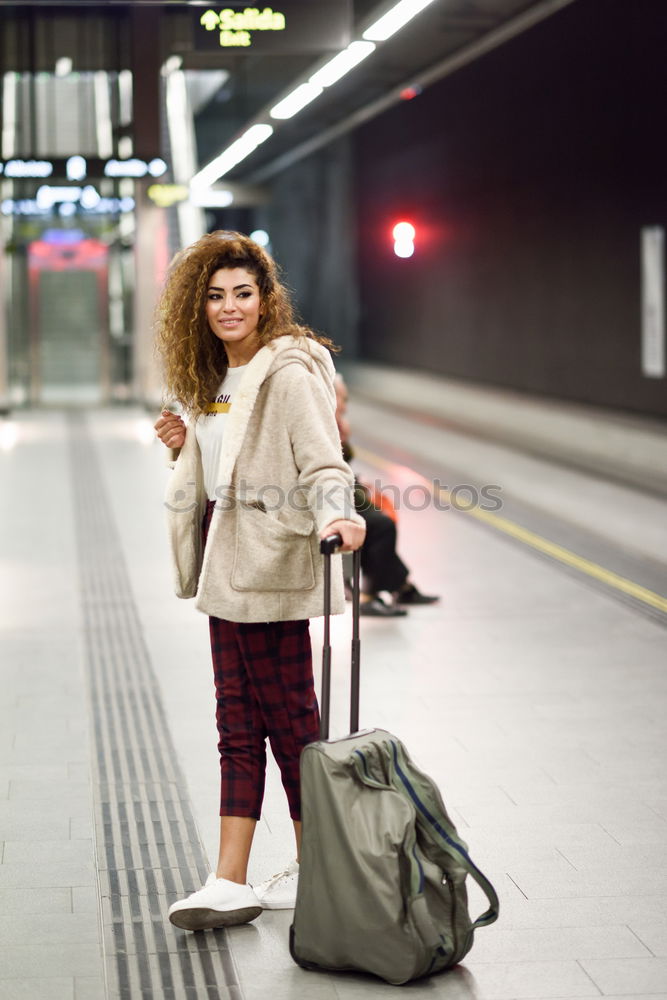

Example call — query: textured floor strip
[68,413,243,1000]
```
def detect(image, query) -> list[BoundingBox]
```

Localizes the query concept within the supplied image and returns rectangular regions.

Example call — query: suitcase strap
[389,739,499,929]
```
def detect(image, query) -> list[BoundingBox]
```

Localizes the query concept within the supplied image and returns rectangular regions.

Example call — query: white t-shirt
[196,364,247,500]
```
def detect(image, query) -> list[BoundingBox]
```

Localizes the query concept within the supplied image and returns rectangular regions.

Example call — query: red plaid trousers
[204,500,320,820]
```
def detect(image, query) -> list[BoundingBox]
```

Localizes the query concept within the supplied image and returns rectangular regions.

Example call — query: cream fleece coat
[164,335,363,623]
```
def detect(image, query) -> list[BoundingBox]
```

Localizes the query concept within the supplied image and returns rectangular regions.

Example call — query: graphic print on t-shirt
[206,391,232,414]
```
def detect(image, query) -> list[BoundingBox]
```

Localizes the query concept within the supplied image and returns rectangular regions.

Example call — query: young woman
[154,231,365,930]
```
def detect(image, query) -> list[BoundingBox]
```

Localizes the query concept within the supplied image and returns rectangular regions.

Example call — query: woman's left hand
[320,519,366,552]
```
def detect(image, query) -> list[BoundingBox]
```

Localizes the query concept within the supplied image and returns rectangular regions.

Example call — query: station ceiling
[0,0,578,182]
[208,0,578,182]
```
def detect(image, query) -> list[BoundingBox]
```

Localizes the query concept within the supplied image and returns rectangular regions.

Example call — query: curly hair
[154,230,337,416]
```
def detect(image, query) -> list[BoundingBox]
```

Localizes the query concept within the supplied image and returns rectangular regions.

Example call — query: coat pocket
[231,504,316,592]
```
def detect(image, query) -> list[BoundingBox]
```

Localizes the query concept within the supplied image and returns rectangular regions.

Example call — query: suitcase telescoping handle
[319,534,361,741]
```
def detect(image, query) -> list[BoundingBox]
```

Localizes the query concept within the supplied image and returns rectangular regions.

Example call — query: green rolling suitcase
[289,535,499,985]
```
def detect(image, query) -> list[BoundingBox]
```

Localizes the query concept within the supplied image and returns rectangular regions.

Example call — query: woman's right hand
[154,409,186,449]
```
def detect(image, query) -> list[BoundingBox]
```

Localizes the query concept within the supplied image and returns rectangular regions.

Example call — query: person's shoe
[168,873,262,930]
[359,596,407,617]
[254,859,299,910]
[397,582,440,605]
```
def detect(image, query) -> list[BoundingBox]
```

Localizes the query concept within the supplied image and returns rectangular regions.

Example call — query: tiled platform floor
[1,401,666,1000]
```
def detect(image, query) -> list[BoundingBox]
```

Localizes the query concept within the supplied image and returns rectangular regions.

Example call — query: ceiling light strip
[191,123,273,187]
[246,0,579,184]
[363,0,439,42]
[165,70,190,183]
[309,40,376,89]
[270,82,323,121]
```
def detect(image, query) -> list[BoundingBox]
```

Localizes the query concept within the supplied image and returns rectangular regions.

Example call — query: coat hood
[261,335,337,408]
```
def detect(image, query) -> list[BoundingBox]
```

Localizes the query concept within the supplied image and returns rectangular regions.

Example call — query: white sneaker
[168,873,262,930]
[253,859,299,910]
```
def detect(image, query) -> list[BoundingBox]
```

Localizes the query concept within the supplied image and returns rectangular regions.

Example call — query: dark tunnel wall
[353,0,667,417]
[257,138,360,357]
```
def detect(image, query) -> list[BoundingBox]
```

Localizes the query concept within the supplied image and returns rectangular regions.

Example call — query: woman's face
[206,267,262,353]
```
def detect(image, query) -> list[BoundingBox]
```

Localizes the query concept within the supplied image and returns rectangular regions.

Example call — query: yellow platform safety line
[354,445,667,615]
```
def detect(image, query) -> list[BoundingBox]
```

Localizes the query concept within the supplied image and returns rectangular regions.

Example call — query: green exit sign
[194,1,351,54]
[200,7,286,47]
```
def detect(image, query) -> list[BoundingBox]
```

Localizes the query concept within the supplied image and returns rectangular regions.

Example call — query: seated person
[335,375,440,617]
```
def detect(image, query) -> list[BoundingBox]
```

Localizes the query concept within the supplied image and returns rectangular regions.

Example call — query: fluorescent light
[118,69,133,127]
[270,82,323,120]
[55,57,72,77]
[269,40,376,123]
[164,74,189,178]
[309,41,375,89]
[2,73,17,159]
[94,71,113,159]
[36,185,82,209]
[162,55,183,77]
[80,185,100,209]
[191,123,273,187]
[66,155,87,181]
[105,158,149,178]
[148,158,167,177]
[250,229,270,247]
[363,0,438,42]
